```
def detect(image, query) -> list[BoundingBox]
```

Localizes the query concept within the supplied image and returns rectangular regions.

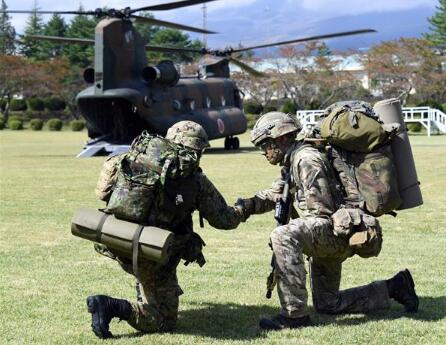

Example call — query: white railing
[296,107,446,136]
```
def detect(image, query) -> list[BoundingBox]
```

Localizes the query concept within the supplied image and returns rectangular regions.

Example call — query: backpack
[313,101,402,217]
[320,101,393,153]
[96,131,200,224]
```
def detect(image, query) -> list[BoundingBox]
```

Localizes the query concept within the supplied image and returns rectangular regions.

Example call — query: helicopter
[3,0,375,157]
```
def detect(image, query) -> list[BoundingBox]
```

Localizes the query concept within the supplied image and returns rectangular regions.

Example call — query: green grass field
[0,131,445,345]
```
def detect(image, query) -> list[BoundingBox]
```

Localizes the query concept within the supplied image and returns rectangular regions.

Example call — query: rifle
[266,167,292,299]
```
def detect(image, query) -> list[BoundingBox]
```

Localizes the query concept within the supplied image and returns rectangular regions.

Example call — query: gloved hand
[234,197,256,221]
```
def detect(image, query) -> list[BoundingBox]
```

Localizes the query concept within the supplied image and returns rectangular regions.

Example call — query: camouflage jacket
[252,141,339,218]
[144,169,243,234]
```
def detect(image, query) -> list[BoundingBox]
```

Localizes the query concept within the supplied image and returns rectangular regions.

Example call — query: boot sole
[402,269,419,312]
[86,296,113,339]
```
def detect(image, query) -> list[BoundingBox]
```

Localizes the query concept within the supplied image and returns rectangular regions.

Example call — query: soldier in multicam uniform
[87,121,245,339]
[236,112,419,330]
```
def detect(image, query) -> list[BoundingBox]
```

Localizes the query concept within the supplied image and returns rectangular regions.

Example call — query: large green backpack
[315,101,402,217]
[101,131,200,224]
[320,101,391,153]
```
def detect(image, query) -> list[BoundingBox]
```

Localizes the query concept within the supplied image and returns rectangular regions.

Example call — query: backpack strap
[132,225,145,279]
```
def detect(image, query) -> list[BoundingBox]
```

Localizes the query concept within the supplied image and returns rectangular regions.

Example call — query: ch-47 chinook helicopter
[5,0,375,157]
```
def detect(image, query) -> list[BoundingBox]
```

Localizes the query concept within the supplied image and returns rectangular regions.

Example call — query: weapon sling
[266,167,292,298]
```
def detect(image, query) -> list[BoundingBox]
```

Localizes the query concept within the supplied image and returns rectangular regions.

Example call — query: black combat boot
[259,314,312,331]
[387,269,419,312]
[86,295,132,339]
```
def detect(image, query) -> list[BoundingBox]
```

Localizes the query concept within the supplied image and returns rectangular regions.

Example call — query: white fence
[296,107,446,136]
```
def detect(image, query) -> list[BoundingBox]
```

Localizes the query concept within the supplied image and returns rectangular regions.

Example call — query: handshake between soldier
[234,110,419,331]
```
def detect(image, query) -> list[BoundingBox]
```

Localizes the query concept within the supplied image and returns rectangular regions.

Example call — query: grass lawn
[0,130,445,345]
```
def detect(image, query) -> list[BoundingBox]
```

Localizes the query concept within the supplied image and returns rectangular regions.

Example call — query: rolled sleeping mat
[373,98,423,210]
[71,208,174,266]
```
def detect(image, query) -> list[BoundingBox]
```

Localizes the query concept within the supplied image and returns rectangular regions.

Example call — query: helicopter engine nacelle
[142,60,179,87]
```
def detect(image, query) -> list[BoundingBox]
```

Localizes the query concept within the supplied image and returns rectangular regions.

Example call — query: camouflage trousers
[125,234,191,333]
[270,217,390,318]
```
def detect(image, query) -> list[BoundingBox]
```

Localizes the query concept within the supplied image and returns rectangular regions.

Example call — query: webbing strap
[132,225,145,279]
[96,212,110,243]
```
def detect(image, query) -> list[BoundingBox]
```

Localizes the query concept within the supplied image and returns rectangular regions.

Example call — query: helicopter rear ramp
[77,137,130,158]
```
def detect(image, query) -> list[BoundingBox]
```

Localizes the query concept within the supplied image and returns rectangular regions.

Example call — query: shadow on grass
[317,295,446,326]
[113,296,446,340]
[205,146,259,155]
[175,302,275,340]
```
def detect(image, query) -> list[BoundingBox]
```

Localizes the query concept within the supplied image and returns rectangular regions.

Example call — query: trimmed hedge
[417,100,444,111]
[70,120,85,131]
[47,118,63,131]
[10,99,27,111]
[243,100,263,115]
[8,120,23,130]
[263,104,278,113]
[30,119,44,131]
[28,97,45,111]
[280,100,297,114]
[407,123,422,133]
[44,97,66,111]
[245,113,259,129]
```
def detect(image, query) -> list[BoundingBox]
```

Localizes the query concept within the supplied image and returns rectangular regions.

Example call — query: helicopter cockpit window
[206,97,211,108]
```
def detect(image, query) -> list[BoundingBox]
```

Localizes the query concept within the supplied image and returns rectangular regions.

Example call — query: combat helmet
[166,120,209,151]
[251,112,301,146]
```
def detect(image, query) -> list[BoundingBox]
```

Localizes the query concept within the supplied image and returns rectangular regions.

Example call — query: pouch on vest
[331,208,382,258]
[95,154,125,202]
[320,101,391,153]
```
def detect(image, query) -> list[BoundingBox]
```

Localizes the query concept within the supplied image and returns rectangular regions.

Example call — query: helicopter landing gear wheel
[224,136,240,150]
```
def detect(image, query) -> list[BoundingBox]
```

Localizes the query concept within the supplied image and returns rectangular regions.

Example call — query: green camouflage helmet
[166,121,209,150]
[251,112,301,146]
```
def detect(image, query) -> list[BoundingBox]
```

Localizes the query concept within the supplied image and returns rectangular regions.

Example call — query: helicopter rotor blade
[131,15,216,34]
[228,57,265,78]
[232,29,377,53]
[145,45,203,53]
[130,0,217,13]
[26,35,94,45]
[0,10,94,15]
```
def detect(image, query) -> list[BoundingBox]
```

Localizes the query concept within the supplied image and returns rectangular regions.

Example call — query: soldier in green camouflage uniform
[236,112,419,330]
[87,121,245,339]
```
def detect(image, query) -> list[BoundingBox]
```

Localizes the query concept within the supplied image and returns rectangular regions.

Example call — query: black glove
[234,197,256,221]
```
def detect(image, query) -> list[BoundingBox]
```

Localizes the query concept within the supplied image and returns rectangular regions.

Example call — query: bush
[9,99,27,111]
[245,113,259,129]
[0,99,6,111]
[417,100,444,111]
[280,100,297,114]
[407,123,422,133]
[8,115,24,122]
[28,97,45,111]
[70,120,85,131]
[30,119,44,131]
[47,118,63,131]
[8,120,23,130]
[263,104,278,113]
[243,100,263,115]
[44,97,66,111]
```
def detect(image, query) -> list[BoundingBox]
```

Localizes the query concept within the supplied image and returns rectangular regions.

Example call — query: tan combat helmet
[166,121,209,151]
[251,112,301,146]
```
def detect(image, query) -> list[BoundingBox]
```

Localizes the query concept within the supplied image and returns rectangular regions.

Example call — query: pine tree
[64,8,97,67]
[0,0,16,55]
[134,11,160,44]
[149,29,202,63]
[20,0,45,59]
[42,13,67,58]
[425,0,446,51]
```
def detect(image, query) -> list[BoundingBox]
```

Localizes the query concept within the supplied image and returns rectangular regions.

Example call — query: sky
[5,0,439,52]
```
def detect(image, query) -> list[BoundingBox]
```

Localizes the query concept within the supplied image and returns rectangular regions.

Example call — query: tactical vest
[313,101,402,217]
[96,131,201,226]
